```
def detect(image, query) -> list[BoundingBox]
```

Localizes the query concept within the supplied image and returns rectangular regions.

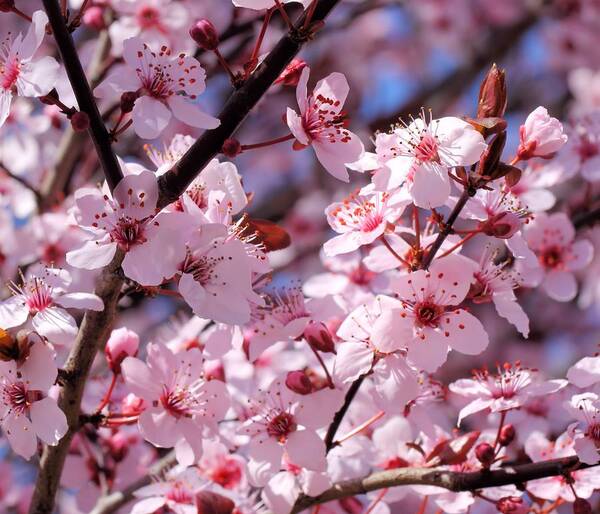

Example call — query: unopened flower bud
[70,111,90,132]
[0,0,15,13]
[478,63,507,119]
[286,370,313,395]
[83,6,105,30]
[517,106,567,161]
[105,327,139,373]
[120,91,138,114]
[275,59,307,87]
[498,424,515,446]
[496,496,528,514]
[475,442,495,467]
[189,19,219,51]
[222,138,241,158]
[478,131,506,180]
[304,321,335,353]
[573,498,593,514]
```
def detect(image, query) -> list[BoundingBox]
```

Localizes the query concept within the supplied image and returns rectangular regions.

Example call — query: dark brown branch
[42,0,123,192]
[157,0,341,208]
[324,374,367,451]
[291,456,595,512]
[574,204,600,230]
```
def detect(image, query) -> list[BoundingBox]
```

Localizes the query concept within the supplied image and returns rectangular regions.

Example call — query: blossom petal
[32,307,78,345]
[285,429,327,471]
[0,296,29,329]
[55,292,104,311]
[543,270,577,302]
[167,95,220,130]
[30,397,68,445]
[132,96,171,139]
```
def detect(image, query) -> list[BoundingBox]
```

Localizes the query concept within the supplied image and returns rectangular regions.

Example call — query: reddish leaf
[426,431,481,466]
[239,217,291,252]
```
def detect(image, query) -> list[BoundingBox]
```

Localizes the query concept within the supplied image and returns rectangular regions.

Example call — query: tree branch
[28,252,125,514]
[42,0,123,192]
[156,0,342,208]
[291,456,596,512]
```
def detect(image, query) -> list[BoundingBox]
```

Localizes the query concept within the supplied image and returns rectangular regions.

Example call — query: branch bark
[42,0,123,192]
[156,0,341,208]
[28,252,125,514]
[30,1,344,513]
[291,456,596,512]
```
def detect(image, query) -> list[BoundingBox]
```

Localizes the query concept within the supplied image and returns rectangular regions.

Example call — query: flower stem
[95,373,118,414]
[381,235,411,268]
[274,0,294,30]
[213,48,238,85]
[11,6,33,22]
[240,133,295,151]
[436,230,480,259]
[335,410,385,445]
[309,345,335,389]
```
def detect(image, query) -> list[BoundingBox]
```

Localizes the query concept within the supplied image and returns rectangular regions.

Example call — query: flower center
[184,254,218,286]
[266,411,297,442]
[23,277,54,313]
[0,57,20,91]
[111,218,147,251]
[414,302,443,327]
[414,133,440,163]
[209,459,242,489]
[137,6,161,30]
[304,94,351,144]
[2,382,41,415]
[578,136,599,162]
[540,246,563,269]
[42,243,64,265]
[165,483,194,504]
[159,386,193,419]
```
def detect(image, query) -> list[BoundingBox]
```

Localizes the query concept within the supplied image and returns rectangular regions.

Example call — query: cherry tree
[1,1,600,514]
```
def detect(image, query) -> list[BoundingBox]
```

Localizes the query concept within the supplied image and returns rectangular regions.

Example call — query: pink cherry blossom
[469,248,529,337]
[0,267,103,345]
[67,169,190,286]
[565,392,600,465]
[521,212,593,302]
[525,431,600,501]
[567,351,600,388]
[240,378,338,485]
[0,341,67,459]
[121,343,230,464]
[370,255,489,372]
[517,106,568,160]
[131,467,206,514]
[105,327,140,373]
[0,11,59,128]
[377,112,487,207]
[96,37,219,139]
[178,224,263,325]
[108,0,191,56]
[334,296,420,410]
[323,189,411,257]
[450,362,567,425]
[287,67,364,181]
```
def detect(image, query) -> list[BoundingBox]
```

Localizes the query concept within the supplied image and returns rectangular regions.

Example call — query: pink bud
[105,327,139,373]
[498,424,515,446]
[189,19,219,51]
[83,6,105,30]
[475,442,495,467]
[496,496,528,514]
[573,498,592,514]
[275,59,307,87]
[70,111,90,132]
[222,138,241,158]
[285,371,313,395]
[304,321,335,353]
[517,106,567,160]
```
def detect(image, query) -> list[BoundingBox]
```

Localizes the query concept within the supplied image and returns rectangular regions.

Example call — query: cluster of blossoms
[1,1,600,514]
